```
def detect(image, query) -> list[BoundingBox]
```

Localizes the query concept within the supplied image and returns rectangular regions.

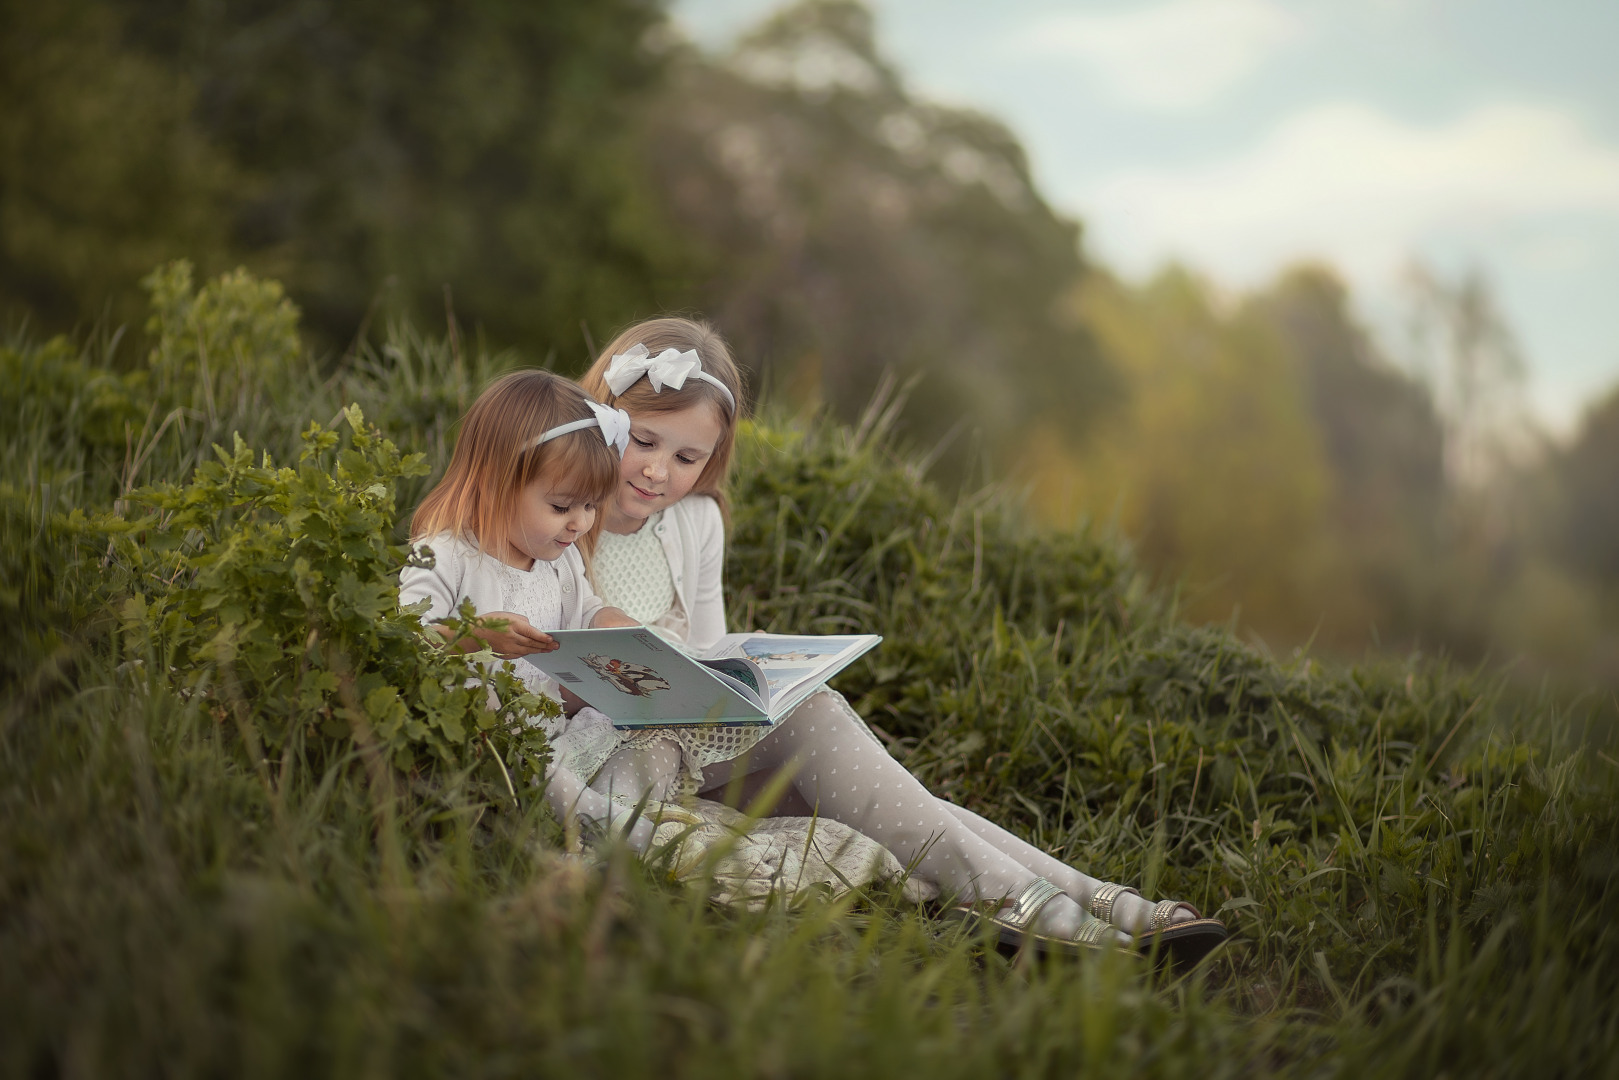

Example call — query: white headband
[532,400,631,456]
[603,342,737,414]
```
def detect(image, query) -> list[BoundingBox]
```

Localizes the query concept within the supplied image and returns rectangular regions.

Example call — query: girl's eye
[550,504,570,514]
[676,455,698,466]
[631,436,653,449]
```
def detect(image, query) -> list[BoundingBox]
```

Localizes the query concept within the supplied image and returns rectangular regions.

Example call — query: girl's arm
[685,497,729,650]
[399,538,462,623]
[401,539,555,656]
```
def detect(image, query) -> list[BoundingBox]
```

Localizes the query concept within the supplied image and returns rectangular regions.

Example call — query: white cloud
[1083,102,1619,285]
[1007,0,1300,111]
[1079,101,1619,428]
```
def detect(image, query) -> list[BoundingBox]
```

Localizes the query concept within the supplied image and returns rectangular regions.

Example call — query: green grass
[2,266,1617,1078]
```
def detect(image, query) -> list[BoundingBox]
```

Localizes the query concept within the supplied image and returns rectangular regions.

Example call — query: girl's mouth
[629,482,660,500]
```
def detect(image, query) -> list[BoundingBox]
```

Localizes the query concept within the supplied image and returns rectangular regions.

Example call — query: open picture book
[522,628,881,728]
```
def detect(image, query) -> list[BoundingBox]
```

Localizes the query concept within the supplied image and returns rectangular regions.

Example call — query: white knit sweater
[399,532,607,631]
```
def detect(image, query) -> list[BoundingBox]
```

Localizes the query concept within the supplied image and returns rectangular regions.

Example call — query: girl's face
[604,402,725,533]
[503,478,596,568]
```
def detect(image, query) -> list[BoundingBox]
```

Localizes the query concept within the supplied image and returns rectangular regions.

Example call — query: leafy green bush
[140,260,304,418]
[80,405,554,785]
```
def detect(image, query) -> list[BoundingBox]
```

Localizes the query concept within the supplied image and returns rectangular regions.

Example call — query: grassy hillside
[2,266,1616,1077]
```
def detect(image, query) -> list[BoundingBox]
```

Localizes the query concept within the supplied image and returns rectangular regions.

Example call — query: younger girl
[579,318,1228,962]
[398,369,651,847]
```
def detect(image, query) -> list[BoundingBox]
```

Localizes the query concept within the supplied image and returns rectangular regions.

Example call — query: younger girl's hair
[579,316,746,514]
[412,370,620,559]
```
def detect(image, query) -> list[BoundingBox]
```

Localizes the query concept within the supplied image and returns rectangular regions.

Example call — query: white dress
[594,512,769,790]
[398,533,622,783]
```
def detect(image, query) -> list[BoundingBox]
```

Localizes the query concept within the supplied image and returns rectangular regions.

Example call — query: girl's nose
[643,458,667,482]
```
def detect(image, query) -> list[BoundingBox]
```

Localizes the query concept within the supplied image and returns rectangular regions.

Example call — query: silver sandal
[942,877,1112,958]
[1089,881,1229,968]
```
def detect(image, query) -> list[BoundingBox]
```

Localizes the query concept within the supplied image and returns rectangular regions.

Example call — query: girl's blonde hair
[579,317,746,516]
[412,370,620,560]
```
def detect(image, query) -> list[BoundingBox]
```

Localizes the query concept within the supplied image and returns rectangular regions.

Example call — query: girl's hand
[591,606,640,629]
[481,612,558,657]
[436,611,558,658]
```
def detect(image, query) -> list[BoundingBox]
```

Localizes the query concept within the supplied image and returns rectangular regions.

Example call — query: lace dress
[485,556,622,784]
[593,512,769,791]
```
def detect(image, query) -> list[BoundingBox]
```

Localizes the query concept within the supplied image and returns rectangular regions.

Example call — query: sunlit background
[4,0,1616,684]
[674,0,1619,683]
[681,0,1619,433]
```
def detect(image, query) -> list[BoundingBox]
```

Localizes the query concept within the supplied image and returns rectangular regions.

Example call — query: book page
[698,657,771,708]
[525,628,771,727]
[703,633,881,719]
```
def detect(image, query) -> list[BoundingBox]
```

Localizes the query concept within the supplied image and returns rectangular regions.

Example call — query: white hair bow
[587,400,632,456]
[603,342,736,413]
[533,399,632,456]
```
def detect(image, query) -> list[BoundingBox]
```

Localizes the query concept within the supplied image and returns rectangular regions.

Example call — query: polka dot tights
[694,691,1138,940]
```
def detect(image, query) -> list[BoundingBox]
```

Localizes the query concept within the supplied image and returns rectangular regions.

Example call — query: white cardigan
[645,494,728,653]
[399,533,607,630]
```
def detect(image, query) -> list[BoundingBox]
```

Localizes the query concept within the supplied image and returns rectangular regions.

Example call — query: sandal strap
[1001,878,1065,930]
[1070,916,1112,946]
[1151,899,1201,931]
[1089,881,1141,926]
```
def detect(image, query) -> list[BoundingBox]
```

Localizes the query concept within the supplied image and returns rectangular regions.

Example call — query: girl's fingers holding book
[490,612,548,647]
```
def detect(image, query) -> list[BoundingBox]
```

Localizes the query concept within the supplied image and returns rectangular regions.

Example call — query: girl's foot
[943,879,1131,957]
[1088,882,1228,967]
[1089,882,1187,932]
[1032,893,1133,946]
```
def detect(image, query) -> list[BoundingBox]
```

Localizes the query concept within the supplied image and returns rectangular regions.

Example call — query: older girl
[580,318,1226,962]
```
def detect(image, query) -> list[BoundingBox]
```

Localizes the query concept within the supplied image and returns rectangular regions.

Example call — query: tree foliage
[639,0,1110,475]
[1557,386,1619,584]
[2,0,686,353]
[0,0,237,330]
[1256,267,1448,649]
[1019,267,1344,644]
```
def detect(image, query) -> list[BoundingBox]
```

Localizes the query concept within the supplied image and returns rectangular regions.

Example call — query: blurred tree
[3,0,690,357]
[1256,267,1446,648]
[119,0,689,353]
[1403,261,1530,489]
[1557,384,1619,584]
[639,0,1110,475]
[1021,268,1347,644]
[0,0,237,332]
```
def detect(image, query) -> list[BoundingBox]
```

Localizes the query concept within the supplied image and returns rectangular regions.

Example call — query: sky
[672,0,1619,434]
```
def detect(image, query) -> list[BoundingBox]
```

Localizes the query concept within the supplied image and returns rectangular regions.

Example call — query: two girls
[402,326,1225,962]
